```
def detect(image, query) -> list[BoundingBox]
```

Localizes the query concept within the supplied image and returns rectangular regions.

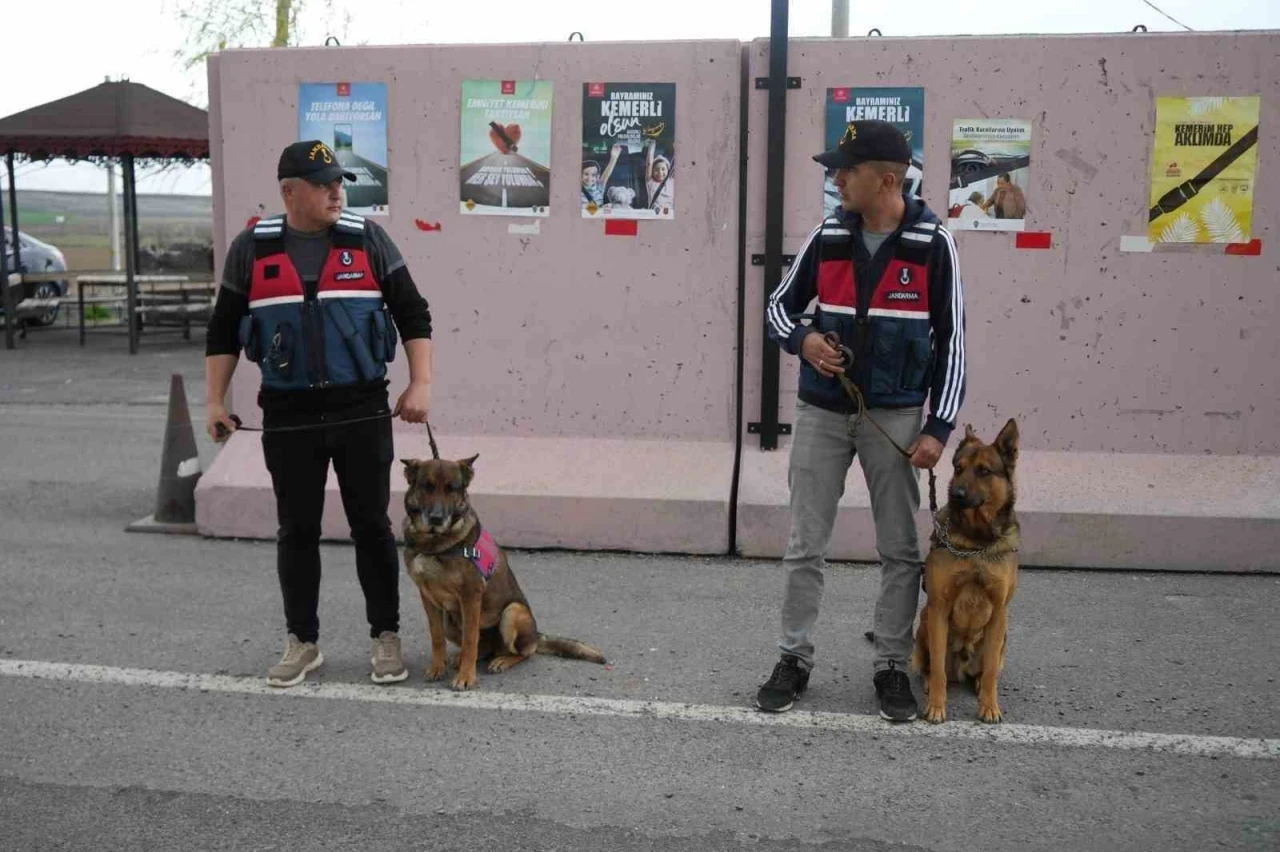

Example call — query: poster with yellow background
[1148,96,1260,243]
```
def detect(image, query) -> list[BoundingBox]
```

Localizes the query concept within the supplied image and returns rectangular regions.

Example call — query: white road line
[2,659,1276,761]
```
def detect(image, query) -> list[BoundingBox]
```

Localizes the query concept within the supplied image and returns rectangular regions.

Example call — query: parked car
[3,227,67,326]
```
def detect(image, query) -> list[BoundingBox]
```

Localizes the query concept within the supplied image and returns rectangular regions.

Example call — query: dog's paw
[977,701,1004,724]
[451,670,478,691]
[487,655,522,673]
[922,701,948,724]
[425,662,448,682]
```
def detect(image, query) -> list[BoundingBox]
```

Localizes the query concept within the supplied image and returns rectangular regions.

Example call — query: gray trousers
[779,400,924,674]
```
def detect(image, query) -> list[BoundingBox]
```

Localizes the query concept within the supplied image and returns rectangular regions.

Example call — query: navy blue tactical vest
[239,212,396,390]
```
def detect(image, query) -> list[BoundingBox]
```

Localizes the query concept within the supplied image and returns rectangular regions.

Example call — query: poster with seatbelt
[824,87,924,217]
[297,81,389,216]
[581,82,675,220]
[947,119,1032,232]
[459,79,554,217]
[1148,96,1260,243]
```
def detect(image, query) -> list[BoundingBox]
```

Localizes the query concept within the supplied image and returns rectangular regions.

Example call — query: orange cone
[127,373,202,535]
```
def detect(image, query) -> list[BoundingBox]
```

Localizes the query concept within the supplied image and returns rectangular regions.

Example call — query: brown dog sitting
[912,418,1021,724]
[401,454,606,690]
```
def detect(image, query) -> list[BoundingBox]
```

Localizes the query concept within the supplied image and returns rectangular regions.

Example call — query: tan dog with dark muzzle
[401,453,606,690]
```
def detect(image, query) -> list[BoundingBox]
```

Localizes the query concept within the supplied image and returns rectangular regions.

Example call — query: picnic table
[6,270,216,351]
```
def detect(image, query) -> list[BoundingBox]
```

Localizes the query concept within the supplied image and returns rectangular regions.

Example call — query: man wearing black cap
[756,120,967,721]
[204,140,434,688]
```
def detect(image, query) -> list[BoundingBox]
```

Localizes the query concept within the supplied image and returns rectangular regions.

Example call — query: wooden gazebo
[0,80,209,352]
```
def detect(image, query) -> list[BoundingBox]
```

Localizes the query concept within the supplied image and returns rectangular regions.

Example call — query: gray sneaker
[371,631,408,684]
[267,633,323,688]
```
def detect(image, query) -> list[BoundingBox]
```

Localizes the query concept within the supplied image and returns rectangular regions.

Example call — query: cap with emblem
[276,140,357,184]
[813,119,912,170]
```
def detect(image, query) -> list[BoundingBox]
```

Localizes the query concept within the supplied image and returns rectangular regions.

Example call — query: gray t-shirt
[861,228,891,258]
[220,218,406,297]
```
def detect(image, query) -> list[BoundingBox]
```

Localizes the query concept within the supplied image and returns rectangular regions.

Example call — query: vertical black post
[6,153,20,277]
[727,45,752,555]
[758,0,790,450]
[122,154,139,354]
[1,159,12,351]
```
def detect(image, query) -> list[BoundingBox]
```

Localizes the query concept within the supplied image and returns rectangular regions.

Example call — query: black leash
[214,410,395,438]
[821,330,938,515]
[215,411,444,461]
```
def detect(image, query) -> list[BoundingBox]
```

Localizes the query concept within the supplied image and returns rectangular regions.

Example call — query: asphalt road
[0,334,1276,851]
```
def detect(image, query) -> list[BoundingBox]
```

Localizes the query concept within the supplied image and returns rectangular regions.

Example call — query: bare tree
[171,0,352,71]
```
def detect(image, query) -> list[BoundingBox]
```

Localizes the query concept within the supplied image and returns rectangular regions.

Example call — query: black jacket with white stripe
[766,196,966,446]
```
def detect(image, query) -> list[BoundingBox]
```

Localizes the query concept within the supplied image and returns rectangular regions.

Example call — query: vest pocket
[264,321,297,381]
[868,319,903,395]
[370,306,397,363]
[325,300,380,381]
[900,336,932,392]
[238,315,261,362]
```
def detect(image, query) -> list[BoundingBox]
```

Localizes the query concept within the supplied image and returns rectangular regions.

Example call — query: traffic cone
[127,373,202,535]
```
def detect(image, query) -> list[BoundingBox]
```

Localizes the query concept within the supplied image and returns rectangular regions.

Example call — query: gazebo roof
[0,80,209,161]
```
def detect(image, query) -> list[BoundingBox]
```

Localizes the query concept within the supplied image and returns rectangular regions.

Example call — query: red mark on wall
[415,219,442,232]
[605,219,638,236]
[1015,231,1052,249]
[1225,239,1262,256]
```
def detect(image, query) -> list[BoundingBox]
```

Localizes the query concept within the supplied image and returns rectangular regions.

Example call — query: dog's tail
[538,633,607,664]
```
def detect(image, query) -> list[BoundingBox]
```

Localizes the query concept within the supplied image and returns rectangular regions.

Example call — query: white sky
[2,0,1275,196]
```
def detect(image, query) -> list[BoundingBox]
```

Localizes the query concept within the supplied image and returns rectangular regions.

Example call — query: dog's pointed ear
[994,418,1020,467]
[959,423,980,448]
[400,459,418,484]
[458,454,479,487]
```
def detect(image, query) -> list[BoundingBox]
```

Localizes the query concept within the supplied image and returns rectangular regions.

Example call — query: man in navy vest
[757,120,967,721]
[204,140,434,688]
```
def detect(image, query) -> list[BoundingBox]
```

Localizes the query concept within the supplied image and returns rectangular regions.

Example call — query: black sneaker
[873,662,919,722]
[755,655,810,713]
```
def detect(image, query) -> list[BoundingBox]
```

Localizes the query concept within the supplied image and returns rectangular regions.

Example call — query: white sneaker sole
[370,661,409,684]
[267,650,324,688]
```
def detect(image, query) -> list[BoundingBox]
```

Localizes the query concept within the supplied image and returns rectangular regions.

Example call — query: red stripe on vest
[869,259,930,314]
[249,251,304,303]
[817,259,854,308]
[318,247,379,293]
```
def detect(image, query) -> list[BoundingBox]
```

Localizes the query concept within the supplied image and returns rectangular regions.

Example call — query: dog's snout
[948,485,967,501]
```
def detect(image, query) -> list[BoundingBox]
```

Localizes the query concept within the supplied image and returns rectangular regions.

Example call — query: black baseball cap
[813,119,912,169]
[277,140,356,183]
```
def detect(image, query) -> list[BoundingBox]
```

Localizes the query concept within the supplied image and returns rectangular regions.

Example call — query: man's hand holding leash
[394,381,432,424]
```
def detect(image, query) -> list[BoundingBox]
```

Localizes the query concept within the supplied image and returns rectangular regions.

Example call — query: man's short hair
[582,160,600,173]
[998,172,1011,182]
[864,160,909,185]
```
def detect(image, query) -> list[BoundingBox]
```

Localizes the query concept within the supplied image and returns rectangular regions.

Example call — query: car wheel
[32,280,61,326]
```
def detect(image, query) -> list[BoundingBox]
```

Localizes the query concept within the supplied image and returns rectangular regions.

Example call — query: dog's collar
[440,523,500,579]
[931,514,1018,560]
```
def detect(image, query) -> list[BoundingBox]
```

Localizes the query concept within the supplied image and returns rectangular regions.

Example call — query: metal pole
[1,159,12,351]
[6,153,21,277]
[831,0,849,37]
[123,154,139,354]
[108,163,121,271]
[758,0,790,451]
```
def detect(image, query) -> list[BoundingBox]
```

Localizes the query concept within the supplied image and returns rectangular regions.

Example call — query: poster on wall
[459,79,554,217]
[297,81,389,216]
[947,119,1032,231]
[581,82,675,220]
[823,87,924,217]
[1148,95,1260,244]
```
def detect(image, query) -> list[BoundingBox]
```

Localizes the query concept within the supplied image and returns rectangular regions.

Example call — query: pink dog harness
[453,527,499,579]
